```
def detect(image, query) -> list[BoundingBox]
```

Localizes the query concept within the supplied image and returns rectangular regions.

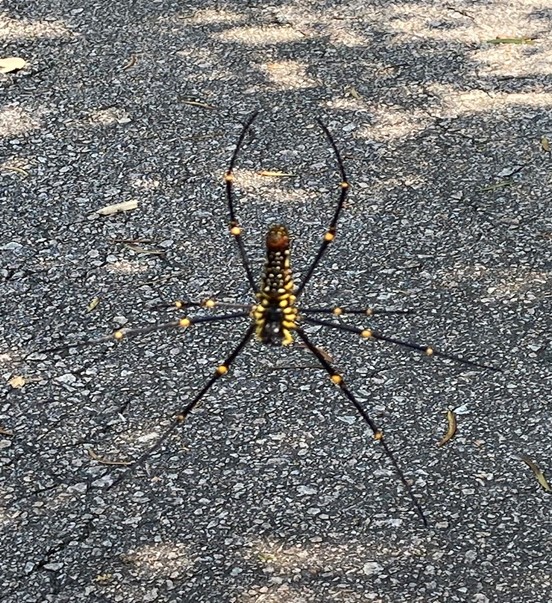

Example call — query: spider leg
[295,326,428,526]
[302,307,413,317]
[28,311,251,357]
[107,323,256,488]
[295,119,349,298]
[224,110,260,294]
[153,299,253,312]
[304,316,501,372]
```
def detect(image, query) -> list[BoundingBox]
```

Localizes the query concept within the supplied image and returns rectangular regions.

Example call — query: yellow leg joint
[230,225,242,236]
[330,374,343,386]
[203,299,216,309]
[179,317,191,328]
[332,307,343,316]
[374,430,384,441]
[340,181,349,189]
[113,330,125,341]
[224,173,234,183]
[216,365,229,375]
[425,347,434,357]
[361,329,373,339]
[324,232,335,242]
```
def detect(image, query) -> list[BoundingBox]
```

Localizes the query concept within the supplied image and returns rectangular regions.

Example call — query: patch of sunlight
[121,542,192,578]
[326,96,372,113]
[88,107,132,127]
[187,8,245,25]
[218,25,306,46]
[427,85,552,117]
[261,60,318,90]
[474,45,552,78]
[0,105,41,138]
[0,14,72,41]
[357,108,432,141]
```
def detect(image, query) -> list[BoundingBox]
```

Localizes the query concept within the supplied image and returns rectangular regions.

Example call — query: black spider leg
[224,110,260,294]
[107,323,256,489]
[302,307,413,317]
[304,316,501,372]
[295,327,428,526]
[295,119,349,298]
[153,300,252,312]
[30,312,251,356]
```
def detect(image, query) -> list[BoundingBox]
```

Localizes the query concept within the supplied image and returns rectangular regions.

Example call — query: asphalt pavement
[1,1,551,602]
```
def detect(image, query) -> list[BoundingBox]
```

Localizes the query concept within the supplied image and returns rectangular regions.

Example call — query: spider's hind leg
[295,326,429,526]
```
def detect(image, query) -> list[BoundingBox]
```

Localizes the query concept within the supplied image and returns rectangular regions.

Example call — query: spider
[37,111,499,526]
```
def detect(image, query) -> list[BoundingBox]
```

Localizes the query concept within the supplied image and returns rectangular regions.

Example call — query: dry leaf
[0,426,13,436]
[181,100,216,110]
[344,85,362,99]
[88,449,133,466]
[96,200,138,216]
[258,170,294,177]
[479,180,512,192]
[486,37,534,45]
[122,55,136,70]
[541,136,550,152]
[437,409,457,447]
[520,455,551,492]
[8,375,26,389]
[87,296,101,312]
[1,166,29,177]
[0,57,27,74]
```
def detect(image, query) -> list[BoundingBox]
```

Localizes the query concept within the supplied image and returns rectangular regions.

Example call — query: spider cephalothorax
[251,225,298,346]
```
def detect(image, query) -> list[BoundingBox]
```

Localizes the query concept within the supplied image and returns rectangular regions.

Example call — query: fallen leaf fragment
[181,99,217,110]
[258,170,294,177]
[88,449,133,466]
[0,57,27,74]
[344,85,362,99]
[486,37,534,45]
[8,375,26,389]
[0,426,13,436]
[1,166,29,177]
[96,200,138,216]
[541,136,550,152]
[87,297,101,312]
[479,180,512,192]
[520,455,551,492]
[123,243,165,256]
[437,409,457,447]
[122,55,136,70]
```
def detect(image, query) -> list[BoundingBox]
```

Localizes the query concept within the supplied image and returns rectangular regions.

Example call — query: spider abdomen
[251,225,298,346]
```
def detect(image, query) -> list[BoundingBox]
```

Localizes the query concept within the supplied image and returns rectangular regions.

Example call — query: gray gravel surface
[1,1,551,602]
